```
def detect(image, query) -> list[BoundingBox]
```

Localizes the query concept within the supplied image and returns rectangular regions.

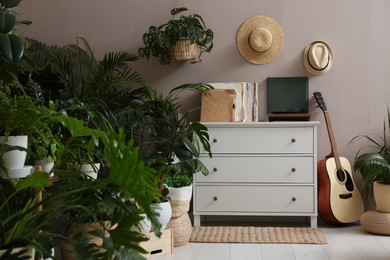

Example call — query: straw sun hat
[237,16,284,64]
[303,41,333,75]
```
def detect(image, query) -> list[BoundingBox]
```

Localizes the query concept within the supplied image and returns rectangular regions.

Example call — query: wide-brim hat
[237,16,284,65]
[303,41,333,75]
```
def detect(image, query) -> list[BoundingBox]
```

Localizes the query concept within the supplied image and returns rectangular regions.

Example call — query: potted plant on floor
[138,7,214,65]
[352,108,390,212]
[137,83,212,245]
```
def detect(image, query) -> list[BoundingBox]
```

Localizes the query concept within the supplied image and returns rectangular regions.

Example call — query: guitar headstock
[313,92,327,112]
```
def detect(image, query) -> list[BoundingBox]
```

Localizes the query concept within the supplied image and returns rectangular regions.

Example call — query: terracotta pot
[374,181,390,213]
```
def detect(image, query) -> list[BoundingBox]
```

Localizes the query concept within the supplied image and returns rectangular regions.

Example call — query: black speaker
[266,77,310,121]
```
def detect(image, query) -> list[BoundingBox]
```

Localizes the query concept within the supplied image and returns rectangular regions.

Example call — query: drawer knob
[213,196,218,201]
[213,138,218,143]
[213,167,218,172]
[292,197,296,202]
[291,138,296,143]
[291,168,296,172]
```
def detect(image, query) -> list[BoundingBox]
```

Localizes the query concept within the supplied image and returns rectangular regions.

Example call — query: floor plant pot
[373,181,390,213]
[35,157,55,176]
[167,184,193,246]
[130,213,152,235]
[151,201,172,230]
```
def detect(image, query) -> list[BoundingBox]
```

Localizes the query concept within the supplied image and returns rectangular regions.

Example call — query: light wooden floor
[155,225,390,260]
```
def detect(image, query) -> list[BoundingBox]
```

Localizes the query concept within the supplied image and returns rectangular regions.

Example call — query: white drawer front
[195,185,314,213]
[207,127,314,154]
[197,156,314,183]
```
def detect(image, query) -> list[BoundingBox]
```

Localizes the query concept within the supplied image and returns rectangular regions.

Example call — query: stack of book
[200,82,258,122]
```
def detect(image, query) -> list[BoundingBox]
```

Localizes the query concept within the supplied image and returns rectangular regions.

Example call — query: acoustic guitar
[313,92,364,225]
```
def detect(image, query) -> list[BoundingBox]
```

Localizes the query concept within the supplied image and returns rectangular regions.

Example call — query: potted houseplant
[0,92,54,178]
[49,113,162,258]
[138,7,214,65]
[136,83,212,244]
[352,108,390,212]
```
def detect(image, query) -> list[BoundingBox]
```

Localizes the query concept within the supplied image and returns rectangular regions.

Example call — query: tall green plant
[138,83,213,194]
[0,0,31,85]
[22,37,148,130]
[352,108,390,194]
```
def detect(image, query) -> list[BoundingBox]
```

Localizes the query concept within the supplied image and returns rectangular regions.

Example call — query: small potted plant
[352,108,390,212]
[138,7,214,65]
[0,92,55,177]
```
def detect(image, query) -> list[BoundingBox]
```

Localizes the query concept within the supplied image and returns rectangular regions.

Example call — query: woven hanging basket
[169,39,199,61]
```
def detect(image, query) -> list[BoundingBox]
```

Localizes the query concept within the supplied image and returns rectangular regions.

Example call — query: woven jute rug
[190,226,327,244]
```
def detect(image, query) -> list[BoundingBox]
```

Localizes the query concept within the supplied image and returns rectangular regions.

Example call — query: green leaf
[0,11,16,34]
[0,34,24,62]
[0,0,22,9]
[14,171,52,191]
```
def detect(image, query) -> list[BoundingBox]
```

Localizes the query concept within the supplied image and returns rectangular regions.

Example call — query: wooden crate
[138,228,173,259]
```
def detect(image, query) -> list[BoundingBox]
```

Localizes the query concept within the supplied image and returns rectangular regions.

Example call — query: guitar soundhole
[336,169,354,192]
[336,169,346,182]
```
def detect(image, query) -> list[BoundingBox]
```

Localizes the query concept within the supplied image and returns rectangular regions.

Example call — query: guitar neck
[323,111,342,170]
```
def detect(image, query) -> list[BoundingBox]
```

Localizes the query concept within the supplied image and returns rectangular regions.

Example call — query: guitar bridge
[339,193,352,199]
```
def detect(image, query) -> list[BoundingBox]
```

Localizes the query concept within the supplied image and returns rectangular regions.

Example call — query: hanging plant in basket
[138,7,214,65]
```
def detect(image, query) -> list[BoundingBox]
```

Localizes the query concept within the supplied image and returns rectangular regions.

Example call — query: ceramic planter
[0,135,28,169]
[151,201,172,230]
[130,213,152,235]
[76,163,100,179]
[373,181,390,213]
[168,184,192,201]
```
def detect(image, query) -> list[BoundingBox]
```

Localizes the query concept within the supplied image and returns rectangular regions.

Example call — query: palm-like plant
[352,108,390,194]
[138,83,213,195]
[22,37,148,130]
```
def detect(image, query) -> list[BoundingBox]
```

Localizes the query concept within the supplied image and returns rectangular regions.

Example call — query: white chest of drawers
[193,122,319,227]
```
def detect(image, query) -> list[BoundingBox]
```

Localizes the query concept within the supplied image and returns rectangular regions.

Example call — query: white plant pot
[130,213,152,235]
[374,181,390,213]
[0,135,28,169]
[168,184,193,201]
[35,157,55,176]
[151,201,172,230]
[76,163,100,179]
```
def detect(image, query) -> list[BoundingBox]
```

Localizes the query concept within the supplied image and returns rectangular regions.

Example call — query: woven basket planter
[169,40,199,61]
[167,213,192,247]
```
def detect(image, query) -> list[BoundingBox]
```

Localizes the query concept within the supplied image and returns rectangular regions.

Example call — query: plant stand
[167,199,192,247]
[137,228,173,259]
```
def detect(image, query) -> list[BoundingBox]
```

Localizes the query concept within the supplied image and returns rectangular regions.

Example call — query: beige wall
[19,1,390,184]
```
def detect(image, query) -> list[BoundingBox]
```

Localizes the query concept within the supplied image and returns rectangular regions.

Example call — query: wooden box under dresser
[193,121,319,227]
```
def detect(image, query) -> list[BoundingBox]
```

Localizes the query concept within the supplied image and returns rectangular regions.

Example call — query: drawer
[197,156,314,183]
[195,185,314,213]
[206,127,314,154]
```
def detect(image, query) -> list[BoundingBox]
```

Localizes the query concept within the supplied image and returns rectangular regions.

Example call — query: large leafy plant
[352,108,390,194]
[0,0,31,85]
[22,37,148,130]
[138,7,214,65]
[137,83,213,197]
